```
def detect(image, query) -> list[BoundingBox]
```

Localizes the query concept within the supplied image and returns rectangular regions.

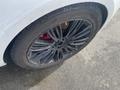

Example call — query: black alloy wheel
[7,3,107,69]
[27,20,92,65]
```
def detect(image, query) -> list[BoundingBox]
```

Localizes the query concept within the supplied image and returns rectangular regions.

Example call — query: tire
[10,3,103,69]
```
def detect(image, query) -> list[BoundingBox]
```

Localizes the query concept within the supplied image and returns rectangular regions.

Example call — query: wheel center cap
[54,40,64,48]
[57,40,63,45]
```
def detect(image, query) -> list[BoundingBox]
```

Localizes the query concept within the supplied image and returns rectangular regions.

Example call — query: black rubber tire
[10,3,103,69]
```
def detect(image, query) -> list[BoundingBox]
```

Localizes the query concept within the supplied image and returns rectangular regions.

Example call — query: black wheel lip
[26,19,93,65]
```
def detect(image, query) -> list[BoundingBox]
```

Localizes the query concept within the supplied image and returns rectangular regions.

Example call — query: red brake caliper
[39,33,52,41]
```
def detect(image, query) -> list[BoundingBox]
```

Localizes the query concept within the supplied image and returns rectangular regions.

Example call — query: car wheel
[10,3,105,69]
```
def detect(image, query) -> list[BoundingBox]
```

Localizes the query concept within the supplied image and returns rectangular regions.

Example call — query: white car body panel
[0,0,120,66]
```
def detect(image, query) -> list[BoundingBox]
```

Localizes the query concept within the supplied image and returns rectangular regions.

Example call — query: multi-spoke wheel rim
[27,19,93,65]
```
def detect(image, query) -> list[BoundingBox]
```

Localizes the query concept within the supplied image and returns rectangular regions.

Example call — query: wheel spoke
[29,52,41,61]
[67,44,77,51]
[72,25,92,39]
[70,41,85,46]
[66,21,79,37]
[48,29,58,41]
[64,47,71,53]
[34,40,51,46]
[59,50,63,60]
[70,20,84,36]
[43,51,56,63]
[30,40,52,52]
[66,20,83,37]
[31,49,51,63]
[54,50,63,61]
[40,50,54,63]
[54,50,59,61]
[73,30,90,41]
[59,25,63,40]
[30,46,50,52]
[29,50,48,63]
[55,26,63,40]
